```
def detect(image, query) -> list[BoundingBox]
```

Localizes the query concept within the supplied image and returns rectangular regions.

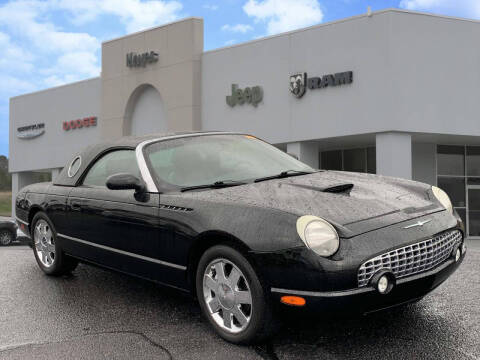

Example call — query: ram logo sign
[289,73,307,98]
[289,71,353,98]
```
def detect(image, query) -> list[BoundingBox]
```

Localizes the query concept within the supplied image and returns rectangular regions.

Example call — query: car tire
[196,244,276,344]
[0,229,14,246]
[31,212,78,276]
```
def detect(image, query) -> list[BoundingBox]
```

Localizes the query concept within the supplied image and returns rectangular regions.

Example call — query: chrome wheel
[203,258,253,334]
[34,219,55,267]
[0,230,12,246]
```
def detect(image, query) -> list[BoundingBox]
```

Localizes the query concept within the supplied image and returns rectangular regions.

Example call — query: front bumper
[270,243,466,313]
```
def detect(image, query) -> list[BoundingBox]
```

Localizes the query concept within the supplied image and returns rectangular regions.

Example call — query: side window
[83,150,140,187]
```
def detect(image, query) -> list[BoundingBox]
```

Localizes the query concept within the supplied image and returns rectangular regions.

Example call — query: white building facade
[9,9,480,237]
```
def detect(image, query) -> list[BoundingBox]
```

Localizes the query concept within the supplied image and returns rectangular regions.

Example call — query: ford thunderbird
[15,132,466,344]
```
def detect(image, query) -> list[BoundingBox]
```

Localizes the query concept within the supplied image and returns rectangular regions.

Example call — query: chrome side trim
[15,217,29,226]
[57,233,187,271]
[135,132,244,193]
[271,286,374,298]
[271,255,459,298]
[135,144,158,192]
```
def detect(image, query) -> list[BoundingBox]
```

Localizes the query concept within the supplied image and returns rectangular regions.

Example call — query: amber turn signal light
[280,296,306,306]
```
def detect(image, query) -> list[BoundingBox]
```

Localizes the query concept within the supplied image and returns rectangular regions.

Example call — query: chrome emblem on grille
[403,219,432,229]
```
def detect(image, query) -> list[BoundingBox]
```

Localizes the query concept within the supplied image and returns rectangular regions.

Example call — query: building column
[12,173,19,219]
[287,142,319,168]
[376,132,412,179]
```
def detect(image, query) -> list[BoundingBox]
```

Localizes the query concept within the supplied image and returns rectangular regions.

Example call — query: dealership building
[9,9,480,238]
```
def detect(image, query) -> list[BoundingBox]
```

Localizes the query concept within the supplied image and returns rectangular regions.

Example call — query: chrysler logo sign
[289,71,353,98]
[126,51,159,68]
[17,123,45,139]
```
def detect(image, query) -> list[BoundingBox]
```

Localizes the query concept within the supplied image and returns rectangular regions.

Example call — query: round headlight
[296,215,339,257]
[432,186,453,214]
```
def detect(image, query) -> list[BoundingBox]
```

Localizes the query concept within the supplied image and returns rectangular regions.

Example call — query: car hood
[182,171,444,237]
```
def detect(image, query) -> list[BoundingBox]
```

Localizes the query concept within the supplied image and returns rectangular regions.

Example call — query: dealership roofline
[203,8,480,55]
[9,8,480,101]
[9,76,101,101]
[102,16,203,45]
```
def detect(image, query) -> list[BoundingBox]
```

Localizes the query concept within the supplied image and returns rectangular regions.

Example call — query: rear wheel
[0,229,14,246]
[31,212,78,276]
[196,245,276,344]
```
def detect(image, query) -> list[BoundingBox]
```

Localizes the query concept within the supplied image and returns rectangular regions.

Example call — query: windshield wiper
[181,180,247,192]
[254,170,317,183]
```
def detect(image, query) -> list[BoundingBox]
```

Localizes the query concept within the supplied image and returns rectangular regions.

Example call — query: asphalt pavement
[0,240,479,360]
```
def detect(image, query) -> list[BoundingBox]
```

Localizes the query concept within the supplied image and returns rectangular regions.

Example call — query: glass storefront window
[467,146,480,176]
[467,178,480,185]
[437,177,466,207]
[321,150,342,171]
[437,145,464,176]
[437,144,480,237]
[468,189,480,236]
[320,147,375,174]
[367,147,376,174]
[344,149,366,172]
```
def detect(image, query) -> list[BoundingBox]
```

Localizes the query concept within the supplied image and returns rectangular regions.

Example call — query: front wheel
[31,212,78,276]
[196,245,276,344]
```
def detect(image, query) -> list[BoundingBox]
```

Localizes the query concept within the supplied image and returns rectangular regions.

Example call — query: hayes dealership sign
[17,123,45,139]
[63,116,97,131]
[226,84,263,107]
[289,71,353,98]
[126,51,159,68]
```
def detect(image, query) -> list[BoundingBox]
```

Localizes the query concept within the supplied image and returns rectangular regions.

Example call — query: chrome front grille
[357,230,462,287]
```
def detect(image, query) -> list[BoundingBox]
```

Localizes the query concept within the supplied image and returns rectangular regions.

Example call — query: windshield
[144,134,315,188]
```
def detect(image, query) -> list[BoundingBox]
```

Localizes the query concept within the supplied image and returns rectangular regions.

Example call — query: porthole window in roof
[67,156,82,178]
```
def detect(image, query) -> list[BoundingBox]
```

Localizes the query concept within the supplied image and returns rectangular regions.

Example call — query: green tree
[0,156,11,191]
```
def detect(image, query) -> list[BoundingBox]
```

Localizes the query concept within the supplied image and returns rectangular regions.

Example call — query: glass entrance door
[467,186,480,237]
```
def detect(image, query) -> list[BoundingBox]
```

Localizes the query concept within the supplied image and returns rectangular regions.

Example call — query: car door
[63,149,175,283]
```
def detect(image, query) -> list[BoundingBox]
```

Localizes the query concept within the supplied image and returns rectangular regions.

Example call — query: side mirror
[106,173,146,194]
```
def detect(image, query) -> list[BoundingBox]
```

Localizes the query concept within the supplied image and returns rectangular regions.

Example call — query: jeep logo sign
[289,71,353,98]
[226,84,263,107]
[126,51,159,68]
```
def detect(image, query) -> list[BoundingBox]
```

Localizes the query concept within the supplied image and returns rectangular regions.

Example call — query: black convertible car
[15,132,466,344]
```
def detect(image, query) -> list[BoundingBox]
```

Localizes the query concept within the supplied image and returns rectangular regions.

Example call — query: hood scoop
[287,182,354,194]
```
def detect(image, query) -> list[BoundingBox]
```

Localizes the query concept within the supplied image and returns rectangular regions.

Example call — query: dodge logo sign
[63,116,97,131]
[289,73,306,98]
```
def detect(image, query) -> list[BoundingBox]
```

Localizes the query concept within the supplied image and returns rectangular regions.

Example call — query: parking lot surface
[0,241,479,360]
